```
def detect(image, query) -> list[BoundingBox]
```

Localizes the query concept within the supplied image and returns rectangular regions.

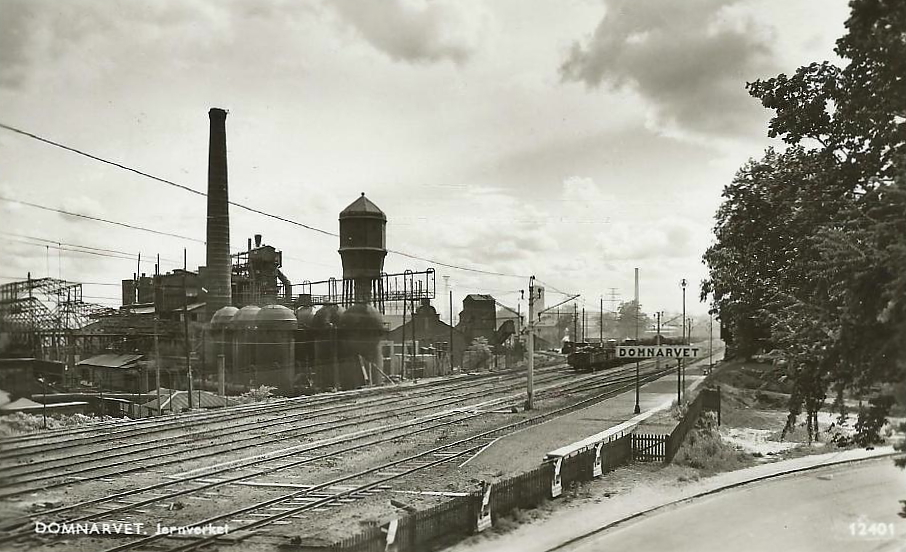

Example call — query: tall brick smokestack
[205,108,231,322]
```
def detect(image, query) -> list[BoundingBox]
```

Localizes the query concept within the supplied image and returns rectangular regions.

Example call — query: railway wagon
[567,340,622,371]
[567,337,687,371]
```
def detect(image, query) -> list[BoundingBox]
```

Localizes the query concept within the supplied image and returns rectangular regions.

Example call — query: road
[559,458,906,552]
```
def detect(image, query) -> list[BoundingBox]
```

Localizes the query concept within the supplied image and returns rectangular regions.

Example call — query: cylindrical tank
[210,306,238,382]
[293,305,316,391]
[338,303,385,390]
[295,305,315,328]
[311,304,344,389]
[339,194,387,304]
[231,305,260,381]
[255,305,296,395]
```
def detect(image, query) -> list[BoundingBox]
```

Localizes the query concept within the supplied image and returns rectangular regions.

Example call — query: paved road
[558,458,906,552]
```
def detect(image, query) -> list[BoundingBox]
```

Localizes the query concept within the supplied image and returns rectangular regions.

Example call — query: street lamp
[37,376,47,429]
[679,278,687,402]
[526,276,536,411]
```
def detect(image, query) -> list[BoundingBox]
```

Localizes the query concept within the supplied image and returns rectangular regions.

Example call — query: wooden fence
[332,389,721,551]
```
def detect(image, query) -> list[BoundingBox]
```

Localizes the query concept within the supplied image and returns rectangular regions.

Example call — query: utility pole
[581,307,586,342]
[680,278,687,402]
[401,277,407,381]
[154,314,162,415]
[599,296,603,344]
[183,249,194,410]
[331,323,339,389]
[526,276,536,410]
[655,311,663,369]
[573,303,578,345]
[449,289,454,373]
[709,310,714,373]
[634,268,640,414]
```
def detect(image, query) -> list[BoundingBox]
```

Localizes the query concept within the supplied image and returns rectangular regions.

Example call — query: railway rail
[1,351,713,552]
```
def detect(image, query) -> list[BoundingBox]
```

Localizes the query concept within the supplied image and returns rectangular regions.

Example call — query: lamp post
[633,268,640,414]
[526,276,536,411]
[38,376,47,429]
[680,278,687,402]
[709,310,714,374]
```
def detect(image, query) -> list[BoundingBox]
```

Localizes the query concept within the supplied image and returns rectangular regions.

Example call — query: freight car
[567,337,686,371]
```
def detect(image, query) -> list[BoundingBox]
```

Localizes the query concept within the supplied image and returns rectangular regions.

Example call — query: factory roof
[76,354,143,369]
[142,388,235,413]
[340,193,386,220]
[464,294,495,302]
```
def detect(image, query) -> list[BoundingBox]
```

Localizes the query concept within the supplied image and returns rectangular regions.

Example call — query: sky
[0,0,851,323]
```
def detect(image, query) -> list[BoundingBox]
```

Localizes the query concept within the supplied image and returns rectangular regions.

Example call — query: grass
[672,416,755,476]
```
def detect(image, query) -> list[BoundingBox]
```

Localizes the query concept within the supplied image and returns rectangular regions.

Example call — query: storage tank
[295,305,315,328]
[311,304,344,389]
[255,305,296,395]
[210,306,238,382]
[231,305,260,381]
[338,303,385,389]
[339,194,387,306]
[293,305,316,391]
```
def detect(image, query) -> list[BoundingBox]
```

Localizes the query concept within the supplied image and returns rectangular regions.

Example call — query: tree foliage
[702,0,906,442]
[616,300,651,340]
[464,337,493,370]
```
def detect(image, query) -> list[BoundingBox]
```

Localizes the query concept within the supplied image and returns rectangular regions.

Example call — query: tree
[703,0,906,444]
[463,337,493,371]
[616,300,650,340]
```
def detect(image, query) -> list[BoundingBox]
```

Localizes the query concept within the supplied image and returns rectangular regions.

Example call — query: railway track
[0,355,568,455]
[0,358,680,552]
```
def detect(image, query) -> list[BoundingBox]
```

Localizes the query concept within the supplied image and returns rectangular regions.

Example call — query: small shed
[77,353,145,392]
[142,388,235,414]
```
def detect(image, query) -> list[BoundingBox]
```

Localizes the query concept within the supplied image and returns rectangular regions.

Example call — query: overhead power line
[0,195,203,243]
[0,122,529,279]
[0,231,181,264]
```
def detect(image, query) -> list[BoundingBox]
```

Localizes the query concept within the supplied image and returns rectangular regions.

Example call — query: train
[565,337,686,371]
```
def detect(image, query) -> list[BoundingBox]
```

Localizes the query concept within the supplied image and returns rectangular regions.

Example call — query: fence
[632,387,721,463]
[332,388,720,551]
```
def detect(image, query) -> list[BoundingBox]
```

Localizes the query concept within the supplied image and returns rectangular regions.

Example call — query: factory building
[457,294,497,345]
[385,299,466,377]
[1,107,470,407]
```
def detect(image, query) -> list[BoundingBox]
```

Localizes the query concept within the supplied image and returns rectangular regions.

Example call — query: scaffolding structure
[0,276,116,362]
[296,269,435,312]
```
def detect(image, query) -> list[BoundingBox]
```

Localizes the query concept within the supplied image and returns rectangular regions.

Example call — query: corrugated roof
[76,354,143,368]
[142,389,236,412]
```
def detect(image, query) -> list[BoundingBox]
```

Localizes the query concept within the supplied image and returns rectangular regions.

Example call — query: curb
[544,448,901,551]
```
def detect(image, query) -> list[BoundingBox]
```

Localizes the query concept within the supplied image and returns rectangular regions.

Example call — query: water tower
[338,193,387,309]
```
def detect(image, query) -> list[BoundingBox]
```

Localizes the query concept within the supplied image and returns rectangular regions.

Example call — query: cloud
[328,0,487,65]
[560,0,778,136]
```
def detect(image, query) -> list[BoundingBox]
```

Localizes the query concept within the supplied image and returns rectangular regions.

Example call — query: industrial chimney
[205,108,232,321]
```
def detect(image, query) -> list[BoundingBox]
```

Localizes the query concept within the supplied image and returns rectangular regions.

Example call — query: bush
[673,417,752,475]
[239,385,278,403]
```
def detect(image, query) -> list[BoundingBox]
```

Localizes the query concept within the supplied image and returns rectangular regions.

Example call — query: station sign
[616,346,701,359]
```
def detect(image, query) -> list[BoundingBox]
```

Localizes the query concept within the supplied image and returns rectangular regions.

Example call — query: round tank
[311,303,344,328]
[338,303,385,390]
[210,306,238,379]
[231,305,260,380]
[255,305,296,394]
[210,305,239,328]
[310,304,344,389]
[295,305,315,328]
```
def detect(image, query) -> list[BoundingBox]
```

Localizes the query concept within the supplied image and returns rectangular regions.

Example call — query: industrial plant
[0,108,526,417]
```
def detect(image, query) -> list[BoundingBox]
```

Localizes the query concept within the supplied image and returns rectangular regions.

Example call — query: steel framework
[0,276,116,361]
[295,269,435,313]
